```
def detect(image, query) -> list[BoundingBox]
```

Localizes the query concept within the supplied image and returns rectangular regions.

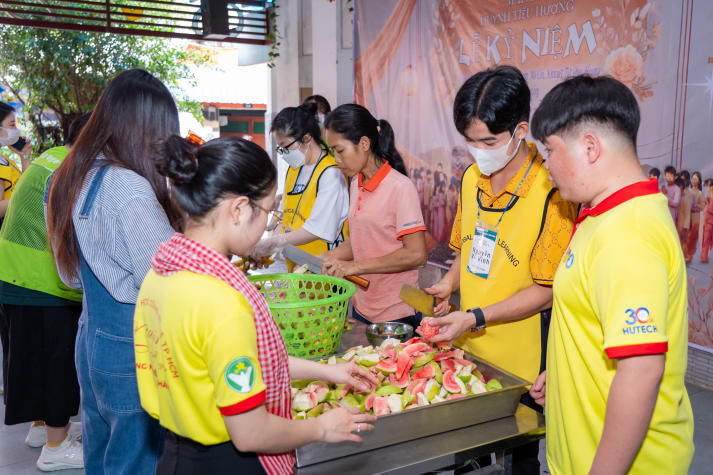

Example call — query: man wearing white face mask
[421,66,578,474]
[251,102,349,268]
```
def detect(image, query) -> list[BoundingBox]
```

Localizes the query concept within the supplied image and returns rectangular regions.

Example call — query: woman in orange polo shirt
[321,104,427,327]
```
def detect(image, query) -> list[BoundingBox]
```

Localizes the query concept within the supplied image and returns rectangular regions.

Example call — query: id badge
[467,220,498,278]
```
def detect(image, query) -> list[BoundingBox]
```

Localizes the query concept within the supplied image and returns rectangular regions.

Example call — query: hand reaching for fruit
[325,362,379,393]
[417,313,473,343]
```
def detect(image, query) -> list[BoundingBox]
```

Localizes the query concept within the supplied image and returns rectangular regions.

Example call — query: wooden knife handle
[345,274,370,290]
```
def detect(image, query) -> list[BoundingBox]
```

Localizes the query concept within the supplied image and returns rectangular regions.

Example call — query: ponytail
[325,104,407,176]
[375,119,406,175]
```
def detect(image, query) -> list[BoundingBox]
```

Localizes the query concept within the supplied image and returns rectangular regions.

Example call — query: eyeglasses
[275,136,303,156]
[254,203,283,231]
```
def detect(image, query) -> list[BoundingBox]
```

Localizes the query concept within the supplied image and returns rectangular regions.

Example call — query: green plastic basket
[248,273,356,358]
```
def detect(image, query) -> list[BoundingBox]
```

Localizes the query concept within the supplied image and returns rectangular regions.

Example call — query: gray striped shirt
[70,163,175,304]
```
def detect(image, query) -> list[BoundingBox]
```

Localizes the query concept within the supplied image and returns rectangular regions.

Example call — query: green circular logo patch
[224,357,256,394]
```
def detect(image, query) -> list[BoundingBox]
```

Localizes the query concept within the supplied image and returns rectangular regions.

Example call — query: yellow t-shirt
[448,144,577,382]
[546,180,694,474]
[134,270,267,445]
[0,157,21,199]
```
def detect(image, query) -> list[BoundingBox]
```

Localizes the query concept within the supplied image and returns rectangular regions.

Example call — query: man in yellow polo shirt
[425,65,578,474]
[528,75,693,474]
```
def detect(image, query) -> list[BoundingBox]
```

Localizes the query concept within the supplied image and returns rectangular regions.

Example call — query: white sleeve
[301,166,349,243]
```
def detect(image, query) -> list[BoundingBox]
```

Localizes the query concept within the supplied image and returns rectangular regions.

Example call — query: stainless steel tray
[295,351,528,467]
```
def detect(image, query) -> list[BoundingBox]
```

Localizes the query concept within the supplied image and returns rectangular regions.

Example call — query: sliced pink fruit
[404,337,424,346]
[403,342,431,355]
[405,378,427,396]
[364,393,376,412]
[376,360,397,374]
[395,351,412,379]
[435,341,452,350]
[373,396,391,416]
[389,370,410,388]
[442,370,462,393]
[412,364,436,379]
[440,359,458,373]
[452,358,476,371]
[434,350,457,361]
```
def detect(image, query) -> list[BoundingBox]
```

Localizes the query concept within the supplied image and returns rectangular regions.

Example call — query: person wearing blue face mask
[420,66,579,475]
[252,102,349,269]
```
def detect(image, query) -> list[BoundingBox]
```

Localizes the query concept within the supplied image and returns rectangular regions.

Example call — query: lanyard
[476,156,536,228]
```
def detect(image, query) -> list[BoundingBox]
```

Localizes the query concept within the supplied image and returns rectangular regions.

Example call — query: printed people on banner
[657,166,710,264]
[702,178,713,264]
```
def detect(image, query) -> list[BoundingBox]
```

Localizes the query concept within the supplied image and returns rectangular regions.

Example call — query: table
[293,322,546,474]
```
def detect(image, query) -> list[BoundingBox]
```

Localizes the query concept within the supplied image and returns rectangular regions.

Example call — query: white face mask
[467,130,522,176]
[281,142,306,169]
[0,127,21,147]
[317,114,325,127]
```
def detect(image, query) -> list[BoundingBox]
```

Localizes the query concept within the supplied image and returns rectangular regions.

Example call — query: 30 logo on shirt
[224,357,256,393]
[622,307,658,335]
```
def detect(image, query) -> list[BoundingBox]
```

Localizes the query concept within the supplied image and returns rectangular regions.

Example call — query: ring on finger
[357,423,361,433]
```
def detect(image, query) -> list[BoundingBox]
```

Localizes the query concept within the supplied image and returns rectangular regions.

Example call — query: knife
[398,283,456,317]
[282,244,370,290]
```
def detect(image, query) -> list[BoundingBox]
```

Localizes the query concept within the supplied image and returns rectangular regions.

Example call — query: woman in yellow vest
[0,102,33,221]
[251,102,349,267]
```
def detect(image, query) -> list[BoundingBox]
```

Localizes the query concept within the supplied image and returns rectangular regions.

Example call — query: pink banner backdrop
[353,0,713,351]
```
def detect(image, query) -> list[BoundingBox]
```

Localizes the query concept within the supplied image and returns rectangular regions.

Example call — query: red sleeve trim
[605,342,668,359]
[219,390,266,416]
[397,226,426,240]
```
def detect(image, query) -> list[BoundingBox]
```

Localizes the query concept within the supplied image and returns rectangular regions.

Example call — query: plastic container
[248,273,356,358]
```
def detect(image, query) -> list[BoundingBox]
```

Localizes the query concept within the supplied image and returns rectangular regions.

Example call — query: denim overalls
[74,165,165,474]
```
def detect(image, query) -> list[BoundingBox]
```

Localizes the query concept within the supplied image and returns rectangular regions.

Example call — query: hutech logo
[623,307,657,335]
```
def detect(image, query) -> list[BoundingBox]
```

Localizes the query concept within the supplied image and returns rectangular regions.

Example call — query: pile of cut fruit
[291,337,503,418]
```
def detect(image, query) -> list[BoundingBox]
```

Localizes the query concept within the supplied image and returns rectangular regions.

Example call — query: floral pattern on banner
[593,1,660,101]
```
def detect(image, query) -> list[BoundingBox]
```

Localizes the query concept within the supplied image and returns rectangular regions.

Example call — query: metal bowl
[365,322,414,347]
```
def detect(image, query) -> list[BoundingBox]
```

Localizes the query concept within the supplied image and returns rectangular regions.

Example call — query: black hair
[66,113,92,146]
[674,177,685,189]
[304,95,331,114]
[271,102,326,149]
[325,103,407,175]
[678,170,690,188]
[0,102,14,124]
[664,165,677,175]
[692,171,702,190]
[156,136,277,218]
[704,178,713,188]
[531,75,640,148]
[453,65,530,138]
[648,167,660,178]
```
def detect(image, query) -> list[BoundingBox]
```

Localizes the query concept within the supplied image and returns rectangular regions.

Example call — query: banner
[354,0,713,351]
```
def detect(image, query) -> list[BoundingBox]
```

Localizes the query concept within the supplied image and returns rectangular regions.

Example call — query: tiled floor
[0,383,710,474]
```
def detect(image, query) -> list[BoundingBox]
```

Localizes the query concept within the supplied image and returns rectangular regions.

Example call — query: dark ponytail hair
[325,104,407,175]
[271,102,326,150]
[156,136,277,218]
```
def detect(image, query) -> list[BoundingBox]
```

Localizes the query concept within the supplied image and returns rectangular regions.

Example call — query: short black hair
[304,95,331,115]
[664,165,677,175]
[532,75,640,148]
[453,65,530,138]
[66,112,92,146]
[648,167,660,178]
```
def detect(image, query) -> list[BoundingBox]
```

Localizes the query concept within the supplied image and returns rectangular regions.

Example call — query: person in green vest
[0,113,90,472]
[251,102,349,270]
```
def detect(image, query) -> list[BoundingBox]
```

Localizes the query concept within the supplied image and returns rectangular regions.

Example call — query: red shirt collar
[573,177,660,231]
[358,161,392,191]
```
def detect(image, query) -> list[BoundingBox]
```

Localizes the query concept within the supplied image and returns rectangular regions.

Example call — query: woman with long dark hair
[47,69,182,474]
[321,104,427,327]
[685,171,705,262]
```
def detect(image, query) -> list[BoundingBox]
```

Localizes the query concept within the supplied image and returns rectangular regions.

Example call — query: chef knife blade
[282,245,370,289]
[398,283,455,317]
